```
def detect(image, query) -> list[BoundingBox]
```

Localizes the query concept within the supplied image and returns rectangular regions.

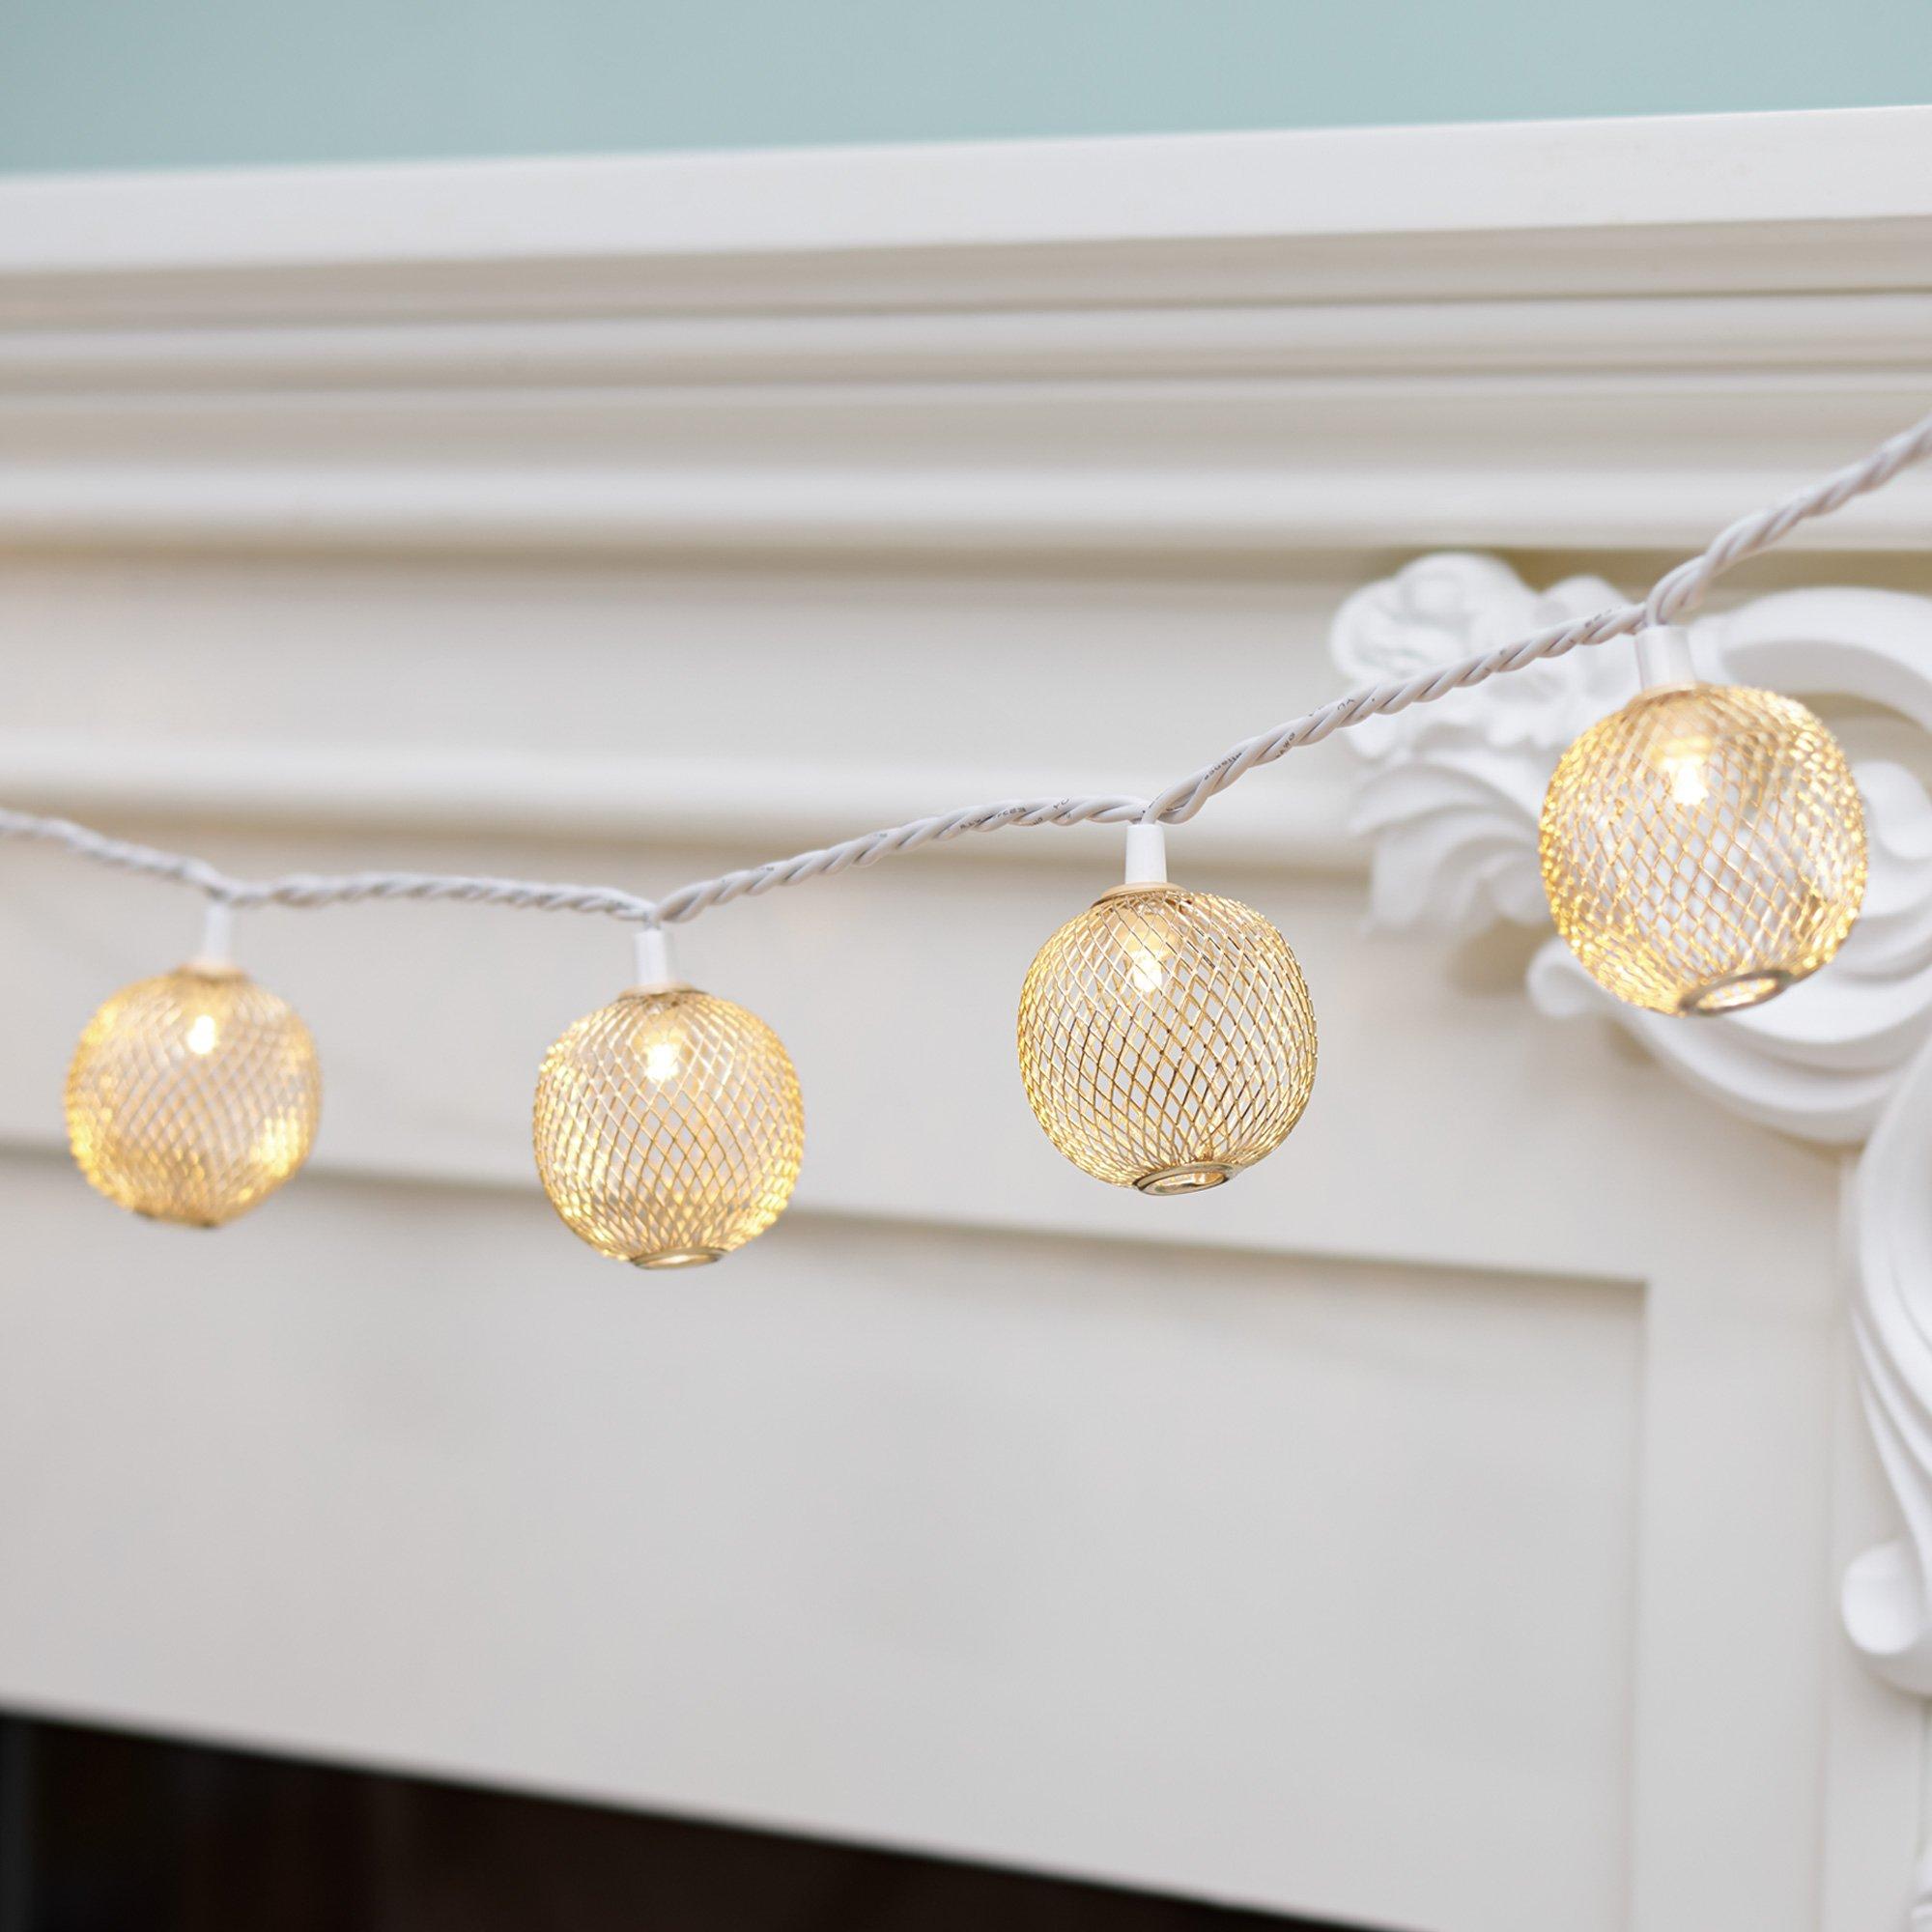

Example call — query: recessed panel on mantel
[0,1159,1638,1932]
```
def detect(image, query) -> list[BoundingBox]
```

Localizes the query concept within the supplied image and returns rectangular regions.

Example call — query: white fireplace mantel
[1,106,1930,1932]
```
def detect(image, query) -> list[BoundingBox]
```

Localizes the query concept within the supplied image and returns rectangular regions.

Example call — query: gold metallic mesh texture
[65,967,322,1227]
[532,987,804,1266]
[1016,884,1318,1192]
[1540,682,1866,1016]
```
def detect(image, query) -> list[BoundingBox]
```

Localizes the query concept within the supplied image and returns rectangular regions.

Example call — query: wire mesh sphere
[532,986,804,1267]
[65,966,322,1227]
[1017,883,1317,1194]
[1540,682,1865,1016]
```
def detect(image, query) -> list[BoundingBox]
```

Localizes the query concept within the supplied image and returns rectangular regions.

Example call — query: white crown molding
[1330,556,1932,1918]
[6,109,1932,564]
[6,107,1932,286]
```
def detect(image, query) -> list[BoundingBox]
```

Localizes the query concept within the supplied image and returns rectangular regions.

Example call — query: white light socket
[185,898,237,975]
[1635,626,1698,691]
[1123,823,1168,887]
[632,924,681,992]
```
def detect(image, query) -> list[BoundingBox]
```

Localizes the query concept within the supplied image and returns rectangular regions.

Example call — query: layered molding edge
[7,107,1932,563]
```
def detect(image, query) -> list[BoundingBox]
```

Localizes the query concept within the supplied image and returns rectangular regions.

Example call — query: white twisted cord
[4,402,1930,933]
[1141,402,1932,825]
[0,810,661,923]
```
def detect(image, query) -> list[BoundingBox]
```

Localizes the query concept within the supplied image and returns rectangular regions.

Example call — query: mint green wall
[4,0,1929,173]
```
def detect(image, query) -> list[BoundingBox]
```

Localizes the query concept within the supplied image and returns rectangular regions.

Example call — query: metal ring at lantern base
[631,1247,724,1270]
[1134,1162,1234,1196]
[1682,969,1793,1016]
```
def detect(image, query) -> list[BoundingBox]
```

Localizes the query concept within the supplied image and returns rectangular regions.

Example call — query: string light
[18,405,1932,1248]
[1540,629,1866,1015]
[64,905,322,1227]
[531,928,804,1267]
[1017,826,1317,1193]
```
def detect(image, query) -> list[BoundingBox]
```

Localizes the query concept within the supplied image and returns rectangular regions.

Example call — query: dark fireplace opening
[0,1713,1377,1932]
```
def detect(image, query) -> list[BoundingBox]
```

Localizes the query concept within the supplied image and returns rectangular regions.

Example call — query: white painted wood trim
[6,106,1932,275]
[7,107,1932,572]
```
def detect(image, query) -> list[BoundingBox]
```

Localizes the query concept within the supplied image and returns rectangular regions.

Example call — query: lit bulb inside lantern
[1017,840,1316,1193]
[66,965,321,1226]
[1658,739,1711,807]
[1541,680,1865,1015]
[534,981,803,1266]
[1125,936,1167,995]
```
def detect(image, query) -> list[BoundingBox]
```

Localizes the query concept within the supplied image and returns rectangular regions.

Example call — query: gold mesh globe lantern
[1017,827,1317,1193]
[65,961,322,1227]
[533,933,804,1267]
[1540,643,1865,1017]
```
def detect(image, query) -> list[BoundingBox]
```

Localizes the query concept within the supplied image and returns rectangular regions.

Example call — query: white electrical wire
[8,402,1932,937]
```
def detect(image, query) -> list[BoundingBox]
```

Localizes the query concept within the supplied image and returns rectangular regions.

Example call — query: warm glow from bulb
[1659,741,1711,807]
[65,967,321,1226]
[1126,940,1166,994]
[1017,883,1317,1190]
[534,986,804,1265]
[1541,683,1865,1015]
